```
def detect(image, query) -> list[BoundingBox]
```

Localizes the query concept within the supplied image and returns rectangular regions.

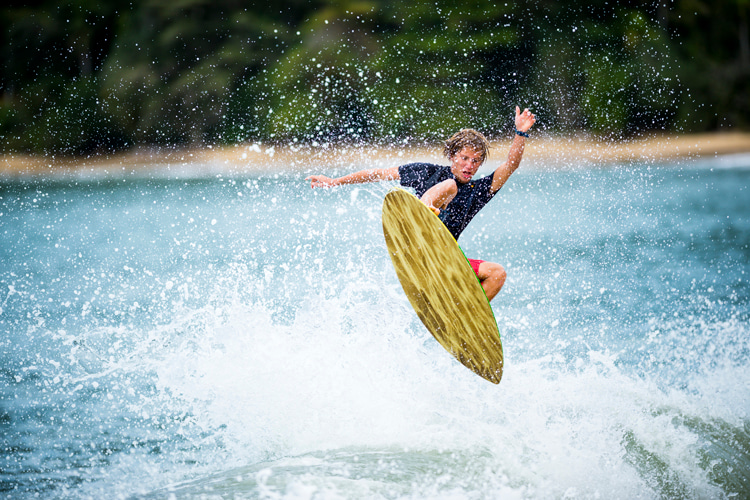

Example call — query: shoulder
[398,162,446,177]
[398,162,451,186]
[477,172,496,188]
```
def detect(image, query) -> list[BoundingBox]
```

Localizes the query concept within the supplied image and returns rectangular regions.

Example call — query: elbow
[422,179,458,208]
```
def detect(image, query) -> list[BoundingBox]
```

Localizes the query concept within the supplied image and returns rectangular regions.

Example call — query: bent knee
[493,264,507,283]
[479,262,506,282]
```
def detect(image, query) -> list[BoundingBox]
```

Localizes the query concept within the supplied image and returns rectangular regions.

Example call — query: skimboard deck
[382,189,503,384]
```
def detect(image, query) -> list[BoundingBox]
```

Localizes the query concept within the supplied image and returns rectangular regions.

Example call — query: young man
[306,106,536,301]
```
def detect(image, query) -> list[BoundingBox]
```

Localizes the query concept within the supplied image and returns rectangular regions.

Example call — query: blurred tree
[0,0,747,155]
[21,76,128,154]
[519,1,680,136]
[99,0,292,146]
[255,1,381,143]
[259,0,519,144]
[0,0,128,153]
[668,0,750,130]
[368,0,518,140]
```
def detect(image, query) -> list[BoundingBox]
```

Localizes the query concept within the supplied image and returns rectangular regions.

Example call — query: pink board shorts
[468,258,484,277]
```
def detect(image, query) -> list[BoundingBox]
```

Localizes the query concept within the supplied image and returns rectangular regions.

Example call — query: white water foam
[97,279,747,499]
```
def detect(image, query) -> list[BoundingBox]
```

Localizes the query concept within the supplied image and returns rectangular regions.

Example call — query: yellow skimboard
[382,189,503,384]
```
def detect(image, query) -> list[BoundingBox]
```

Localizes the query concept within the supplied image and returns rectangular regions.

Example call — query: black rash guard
[398,162,498,240]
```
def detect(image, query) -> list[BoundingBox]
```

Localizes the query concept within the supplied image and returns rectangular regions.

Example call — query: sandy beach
[1,131,749,180]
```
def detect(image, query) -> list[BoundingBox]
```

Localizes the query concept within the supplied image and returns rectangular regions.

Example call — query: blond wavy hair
[443,129,490,164]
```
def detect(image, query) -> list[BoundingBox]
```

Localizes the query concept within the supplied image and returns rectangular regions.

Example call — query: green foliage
[573,9,680,135]
[258,4,380,142]
[367,1,517,140]
[521,4,682,136]
[668,0,750,130]
[97,0,285,145]
[258,0,519,143]
[580,53,630,134]
[0,0,747,155]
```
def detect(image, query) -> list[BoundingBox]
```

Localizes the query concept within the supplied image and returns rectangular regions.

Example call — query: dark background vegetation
[1,0,748,155]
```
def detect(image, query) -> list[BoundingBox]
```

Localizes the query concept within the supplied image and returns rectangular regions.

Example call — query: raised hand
[515,106,536,134]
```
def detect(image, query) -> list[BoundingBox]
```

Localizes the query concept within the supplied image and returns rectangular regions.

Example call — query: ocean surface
[1,153,749,499]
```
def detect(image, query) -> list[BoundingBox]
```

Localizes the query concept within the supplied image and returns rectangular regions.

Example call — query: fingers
[515,106,534,121]
[305,175,329,188]
[515,107,534,116]
[515,107,536,129]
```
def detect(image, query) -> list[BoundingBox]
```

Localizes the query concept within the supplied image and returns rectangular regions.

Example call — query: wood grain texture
[382,189,503,384]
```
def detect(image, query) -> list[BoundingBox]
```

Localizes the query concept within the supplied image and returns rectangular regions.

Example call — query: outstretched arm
[490,106,536,194]
[306,167,400,188]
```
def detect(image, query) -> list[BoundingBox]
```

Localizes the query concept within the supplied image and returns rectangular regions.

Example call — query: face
[450,146,484,184]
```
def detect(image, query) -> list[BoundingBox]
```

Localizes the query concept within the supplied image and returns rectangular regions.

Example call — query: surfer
[306,106,536,301]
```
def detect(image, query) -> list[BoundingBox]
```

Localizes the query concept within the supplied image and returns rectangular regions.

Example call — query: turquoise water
[1,155,749,499]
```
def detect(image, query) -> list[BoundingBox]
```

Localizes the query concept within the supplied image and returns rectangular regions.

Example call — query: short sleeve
[398,163,453,197]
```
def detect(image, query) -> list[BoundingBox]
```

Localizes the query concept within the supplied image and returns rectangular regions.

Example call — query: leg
[476,261,506,301]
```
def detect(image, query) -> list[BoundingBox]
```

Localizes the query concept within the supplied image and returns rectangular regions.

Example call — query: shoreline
[1,131,749,180]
